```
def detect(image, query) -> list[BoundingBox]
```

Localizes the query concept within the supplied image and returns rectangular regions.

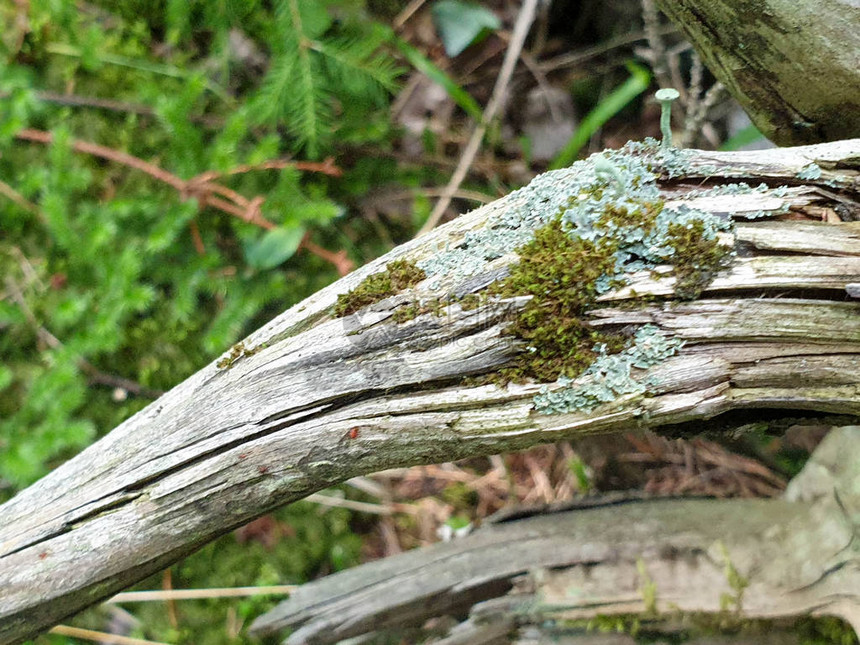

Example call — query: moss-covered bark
[656,0,860,144]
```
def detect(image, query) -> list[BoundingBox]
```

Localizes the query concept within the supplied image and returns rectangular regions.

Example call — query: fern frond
[289,56,332,157]
[255,0,400,155]
[252,49,297,125]
[254,0,329,155]
[312,28,402,101]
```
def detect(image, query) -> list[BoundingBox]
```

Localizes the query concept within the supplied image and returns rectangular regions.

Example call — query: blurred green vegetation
[44,501,363,645]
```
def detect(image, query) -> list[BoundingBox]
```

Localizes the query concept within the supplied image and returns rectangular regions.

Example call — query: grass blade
[393,37,484,122]
[549,61,651,169]
[720,123,764,150]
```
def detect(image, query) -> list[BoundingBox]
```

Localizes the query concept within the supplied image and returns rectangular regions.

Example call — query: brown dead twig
[621,433,787,498]
[48,625,169,645]
[0,178,39,213]
[232,425,789,561]
[13,129,353,275]
[320,431,787,557]
[336,443,588,555]
[416,0,541,237]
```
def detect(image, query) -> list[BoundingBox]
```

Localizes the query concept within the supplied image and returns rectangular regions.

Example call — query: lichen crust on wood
[352,142,735,411]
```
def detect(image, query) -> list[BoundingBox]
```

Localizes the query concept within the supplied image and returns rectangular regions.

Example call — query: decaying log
[0,139,859,644]
[250,426,860,644]
[655,0,860,145]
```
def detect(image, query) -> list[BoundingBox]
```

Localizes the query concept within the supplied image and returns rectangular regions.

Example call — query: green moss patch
[596,199,662,230]
[390,296,448,323]
[472,168,728,409]
[458,293,482,310]
[666,219,732,300]
[329,149,733,412]
[216,340,266,369]
[334,259,426,317]
[491,217,626,383]
[487,187,722,390]
[556,613,858,644]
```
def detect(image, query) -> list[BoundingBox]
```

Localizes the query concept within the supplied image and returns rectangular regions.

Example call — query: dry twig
[416,0,541,237]
[48,625,169,645]
[12,129,349,273]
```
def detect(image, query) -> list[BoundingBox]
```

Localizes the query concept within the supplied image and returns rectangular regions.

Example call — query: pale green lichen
[678,182,793,220]
[593,153,627,195]
[533,326,683,414]
[797,163,822,181]
[418,147,657,285]
[419,144,729,289]
[624,138,717,178]
[734,207,790,220]
[681,182,771,198]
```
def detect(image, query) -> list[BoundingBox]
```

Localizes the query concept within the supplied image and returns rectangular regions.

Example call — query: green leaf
[720,123,765,151]
[431,0,500,57]
[549,61,651,169]
[393,37,483,121]
[244,226,306,270]
[568,456,593,493]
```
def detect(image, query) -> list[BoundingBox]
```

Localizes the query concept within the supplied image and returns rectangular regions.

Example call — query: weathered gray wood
[251,427,860,644]
[0,140,859,644]
[655,0,860,145]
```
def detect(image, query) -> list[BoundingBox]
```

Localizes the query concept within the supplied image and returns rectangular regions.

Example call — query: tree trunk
[0,139,859,644]
[655,0,860,145]
[250,426,860,644]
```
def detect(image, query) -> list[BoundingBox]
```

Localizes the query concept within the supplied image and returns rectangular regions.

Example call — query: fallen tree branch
[251,426,860,644]
[0,139,858,644]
